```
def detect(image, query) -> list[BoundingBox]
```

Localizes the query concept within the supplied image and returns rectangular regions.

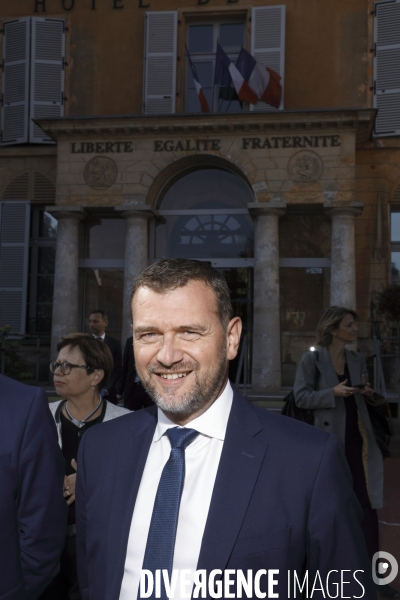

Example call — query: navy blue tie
[140,427,199,600]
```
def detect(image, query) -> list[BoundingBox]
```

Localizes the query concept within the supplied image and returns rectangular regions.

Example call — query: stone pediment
[36,109,375,149]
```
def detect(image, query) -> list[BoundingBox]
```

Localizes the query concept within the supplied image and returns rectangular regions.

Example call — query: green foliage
[0,326,34,381]
[377,284,400,324]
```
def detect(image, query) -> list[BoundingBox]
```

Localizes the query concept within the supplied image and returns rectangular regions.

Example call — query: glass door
[218,266,253,386]
[78,217,126,339]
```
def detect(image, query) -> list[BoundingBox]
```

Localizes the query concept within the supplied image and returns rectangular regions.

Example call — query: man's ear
[226,317,242,361]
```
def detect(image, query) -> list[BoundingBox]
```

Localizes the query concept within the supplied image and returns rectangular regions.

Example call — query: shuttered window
[30,18,66,143]
[373,0,400,137]
[251,5,286,112]
[1,18,30,145]
[0,201,30,335]
[1,17,65,146]
[143,11,177,114]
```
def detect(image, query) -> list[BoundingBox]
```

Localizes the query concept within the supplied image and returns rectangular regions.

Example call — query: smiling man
[76,258,375,600]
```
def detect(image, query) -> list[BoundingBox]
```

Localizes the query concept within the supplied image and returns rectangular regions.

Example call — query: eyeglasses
[49,361,94,376]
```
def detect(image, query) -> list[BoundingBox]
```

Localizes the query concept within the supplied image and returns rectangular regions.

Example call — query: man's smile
[157,372,190,380]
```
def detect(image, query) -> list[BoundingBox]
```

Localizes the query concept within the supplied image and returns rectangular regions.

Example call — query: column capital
[247,201,286,219]
[324,202,363,219]
[115,204,158,220]
[45,206,86,221]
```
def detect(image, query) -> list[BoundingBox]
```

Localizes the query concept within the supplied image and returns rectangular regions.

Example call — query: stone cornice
[45,206,86,220]
[35,109,376,149]
[248,201,286,218]
[114,204,158,219]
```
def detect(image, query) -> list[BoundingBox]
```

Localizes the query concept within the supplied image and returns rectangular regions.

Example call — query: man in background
[88,310,122,405]
[0,374,67,600]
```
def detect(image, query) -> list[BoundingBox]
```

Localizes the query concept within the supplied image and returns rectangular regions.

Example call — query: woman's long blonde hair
[315,306,358,347]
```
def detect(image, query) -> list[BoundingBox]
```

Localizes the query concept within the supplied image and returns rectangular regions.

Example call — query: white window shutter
[373,1,400,137]
[1,18,30,145]
[29,17,66,143]
[251,5,285,112]
[0,201,30,335]
[143,11,177,115]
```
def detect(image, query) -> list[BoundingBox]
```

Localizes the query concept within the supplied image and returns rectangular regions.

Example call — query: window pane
[157,213,253,259]
[39,211,58,238]
[279,213,331,258]
[391,212,400,241]
[37,275,55,303]
[80,268,124,338]
[187,87,212,113]
[218,98,243,113]
[87,219,126,259]
[391,252,400,282]
[38,247,55,274]
[187,62,213,88]
[35,304,53,334]
[188,25,213,53]
[161,169,254,210]
[280,267,331,385]
[220,23,245,50]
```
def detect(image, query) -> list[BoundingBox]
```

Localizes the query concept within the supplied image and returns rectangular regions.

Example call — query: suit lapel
[315,346,339,388]
[106,407,157,600]
[196,391,268,576]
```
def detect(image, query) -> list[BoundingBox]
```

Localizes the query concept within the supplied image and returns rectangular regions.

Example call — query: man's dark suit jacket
[104,334,122,405]
[116,336,153,411]
[0,375,68,600]
[76,387,375,600]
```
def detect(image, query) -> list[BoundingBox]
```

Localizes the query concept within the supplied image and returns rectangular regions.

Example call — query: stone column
[115,205,157,346]
[47,207,85,360]
[325,203,363,309]
[248,202,286,392]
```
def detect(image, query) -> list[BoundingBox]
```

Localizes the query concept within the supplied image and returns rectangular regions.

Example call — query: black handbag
[281,351,319,426]
[281,389,314,425]
[364,394,392,459]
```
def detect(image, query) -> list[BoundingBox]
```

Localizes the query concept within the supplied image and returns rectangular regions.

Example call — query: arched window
[154,168,254,260]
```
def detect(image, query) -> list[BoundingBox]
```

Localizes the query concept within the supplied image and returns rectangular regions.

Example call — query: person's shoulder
[299,349,321,363]
[104,402,131,421]
[253,403,328,442]
[233,393,331,464]
[85,404,156,444]
[48,398,63,420]
[104,335,121,346]
[0,374,48,407]
[346,348,363,360]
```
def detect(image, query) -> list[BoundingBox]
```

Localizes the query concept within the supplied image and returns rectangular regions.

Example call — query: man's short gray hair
[130,258,233,331]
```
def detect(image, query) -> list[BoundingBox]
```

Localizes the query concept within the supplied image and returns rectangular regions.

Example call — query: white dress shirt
[92,333,105,340]
[119,381,233,600]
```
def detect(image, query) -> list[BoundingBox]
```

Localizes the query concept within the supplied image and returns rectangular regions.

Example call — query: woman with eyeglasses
[40,333,129,600]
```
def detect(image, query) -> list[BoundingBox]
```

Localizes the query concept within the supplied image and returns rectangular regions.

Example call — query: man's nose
[156,335,184,367]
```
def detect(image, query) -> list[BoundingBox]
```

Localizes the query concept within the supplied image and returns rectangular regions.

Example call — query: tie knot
[166,427,199,450]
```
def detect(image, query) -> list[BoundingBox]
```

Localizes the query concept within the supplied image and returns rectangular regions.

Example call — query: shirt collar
[93,333,106,340]
[154,380,233,443]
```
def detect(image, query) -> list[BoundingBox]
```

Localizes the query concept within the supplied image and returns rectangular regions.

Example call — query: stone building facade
[0,0,399,391]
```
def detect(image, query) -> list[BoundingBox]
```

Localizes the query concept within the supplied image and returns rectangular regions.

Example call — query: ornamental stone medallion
[84,156,118,189]
[287,150,324,183]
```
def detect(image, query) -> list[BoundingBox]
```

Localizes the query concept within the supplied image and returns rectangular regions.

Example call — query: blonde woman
[294,306,398,599]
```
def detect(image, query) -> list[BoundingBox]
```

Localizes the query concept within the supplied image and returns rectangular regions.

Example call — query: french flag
[236,47,282,109]
[214,43,258,105]
[186,46,210,113]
